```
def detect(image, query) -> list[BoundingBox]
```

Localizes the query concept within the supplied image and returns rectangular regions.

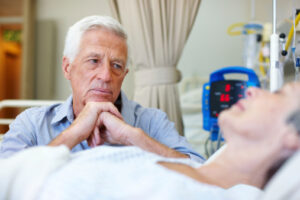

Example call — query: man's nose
[97,61,112,82]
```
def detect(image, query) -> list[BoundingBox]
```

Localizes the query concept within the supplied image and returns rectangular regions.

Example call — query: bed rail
[0,99,63,125]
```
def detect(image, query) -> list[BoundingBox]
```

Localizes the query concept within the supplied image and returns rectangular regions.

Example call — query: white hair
[63,15,128,64]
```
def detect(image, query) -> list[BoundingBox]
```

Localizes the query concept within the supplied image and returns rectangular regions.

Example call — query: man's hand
[96,112,189,159]
[96,112,135,145]
[49,102,122,149]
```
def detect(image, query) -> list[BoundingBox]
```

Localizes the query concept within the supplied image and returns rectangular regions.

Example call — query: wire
[204,136,210,159]
[216,130,222,150]
[285,12,300,51]
[227,23,246,36]
[258,42,267,77]
[251,0,256,21]
[210,136,215,156]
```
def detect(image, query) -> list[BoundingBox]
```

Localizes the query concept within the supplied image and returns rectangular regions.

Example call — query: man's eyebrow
[111,57,126,65]
[86,53,102,58]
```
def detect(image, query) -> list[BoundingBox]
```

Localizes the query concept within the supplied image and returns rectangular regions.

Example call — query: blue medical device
[202,66,260,141]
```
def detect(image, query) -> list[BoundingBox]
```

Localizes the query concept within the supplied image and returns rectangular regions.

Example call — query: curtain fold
[109,0,201,135]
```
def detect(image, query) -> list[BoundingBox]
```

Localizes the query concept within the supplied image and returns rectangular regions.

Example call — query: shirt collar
[51,95,74,125]
[120,91,135,126]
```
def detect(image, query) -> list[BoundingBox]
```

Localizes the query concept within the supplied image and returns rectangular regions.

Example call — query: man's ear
[124,68,129,76]
[62,56,71,80]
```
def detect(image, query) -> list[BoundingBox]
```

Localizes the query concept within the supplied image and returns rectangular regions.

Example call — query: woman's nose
[246,87,261,98]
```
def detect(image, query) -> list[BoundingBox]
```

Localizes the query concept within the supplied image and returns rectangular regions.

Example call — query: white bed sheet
[0,146,262,200]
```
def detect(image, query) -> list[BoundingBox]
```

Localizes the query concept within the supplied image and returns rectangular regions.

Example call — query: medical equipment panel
[202,66,260,141]
[209,80,247,118]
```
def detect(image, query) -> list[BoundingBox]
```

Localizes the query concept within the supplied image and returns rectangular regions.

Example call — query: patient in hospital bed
[1,82,300,200]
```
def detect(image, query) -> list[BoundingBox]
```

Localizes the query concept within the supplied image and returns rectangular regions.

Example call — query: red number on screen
[225,84,231,92]
[220,94,230,102]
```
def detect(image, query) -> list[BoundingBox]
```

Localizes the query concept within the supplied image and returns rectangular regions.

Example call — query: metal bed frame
[0,99,63,131]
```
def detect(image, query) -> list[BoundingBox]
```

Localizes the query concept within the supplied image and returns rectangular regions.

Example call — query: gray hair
[263,109,300,188]
[286,109,300,135]
[63,15,128,64]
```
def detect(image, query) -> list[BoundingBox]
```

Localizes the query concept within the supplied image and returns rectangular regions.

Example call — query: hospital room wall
[177,0,294,81]
[35,0,112,100]
[35,0,295,100]
[177,0,249,80]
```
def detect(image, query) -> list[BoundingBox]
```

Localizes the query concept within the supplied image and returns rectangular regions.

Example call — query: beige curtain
[109,0,201,135]
[22,0,36,99]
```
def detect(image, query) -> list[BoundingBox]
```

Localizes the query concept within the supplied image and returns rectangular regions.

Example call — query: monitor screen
[209,80,247,118]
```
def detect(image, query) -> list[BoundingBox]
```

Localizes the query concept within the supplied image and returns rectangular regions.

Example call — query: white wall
[177,0,251,79]
[35,0,297,100]
[36,0,112,100]
[255,0,296,23]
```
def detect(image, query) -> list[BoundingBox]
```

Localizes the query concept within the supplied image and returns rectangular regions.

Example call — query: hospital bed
[0,144,299,200]
[0,99,63,144]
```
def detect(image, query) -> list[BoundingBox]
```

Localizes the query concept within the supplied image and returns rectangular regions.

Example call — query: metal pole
[273,0,276,34]
[270,0,283,92]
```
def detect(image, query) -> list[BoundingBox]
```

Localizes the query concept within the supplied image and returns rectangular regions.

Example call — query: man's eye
[89,59,98,64]
[113,63,122,70]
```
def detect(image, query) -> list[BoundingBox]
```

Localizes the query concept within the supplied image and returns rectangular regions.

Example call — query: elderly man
[0,15,203,161]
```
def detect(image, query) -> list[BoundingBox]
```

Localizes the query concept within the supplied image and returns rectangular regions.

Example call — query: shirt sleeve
[141,108,205,163]
[0,109,37,158]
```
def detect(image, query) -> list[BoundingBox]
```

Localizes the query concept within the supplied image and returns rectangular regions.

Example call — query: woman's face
[219,83,300,144]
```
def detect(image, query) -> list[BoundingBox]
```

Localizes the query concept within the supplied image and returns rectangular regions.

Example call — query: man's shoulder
[127,98,165,117]
[17,102,64,122]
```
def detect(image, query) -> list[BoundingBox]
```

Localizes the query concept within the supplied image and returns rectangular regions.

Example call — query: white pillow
[261,151,300,200]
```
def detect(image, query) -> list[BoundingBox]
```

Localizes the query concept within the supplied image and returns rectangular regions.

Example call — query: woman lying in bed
[1,82,300,200]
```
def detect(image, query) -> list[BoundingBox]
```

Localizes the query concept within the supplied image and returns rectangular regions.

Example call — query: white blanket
[0,146,70,200]
[0,146,262,200]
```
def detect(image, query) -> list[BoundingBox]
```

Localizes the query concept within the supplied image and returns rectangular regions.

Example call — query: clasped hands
[69,102,134,148]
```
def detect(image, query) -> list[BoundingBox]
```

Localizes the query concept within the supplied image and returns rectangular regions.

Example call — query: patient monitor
[202,66,260,155]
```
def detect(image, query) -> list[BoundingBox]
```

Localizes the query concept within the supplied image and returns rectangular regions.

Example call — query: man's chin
[86,95,113,103]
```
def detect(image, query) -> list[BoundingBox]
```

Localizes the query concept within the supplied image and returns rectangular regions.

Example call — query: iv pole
[270,0,283,92]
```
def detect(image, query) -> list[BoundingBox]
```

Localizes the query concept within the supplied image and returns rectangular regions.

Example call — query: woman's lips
[234,100,245,111]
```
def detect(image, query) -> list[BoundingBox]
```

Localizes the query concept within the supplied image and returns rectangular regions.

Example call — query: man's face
[218,83,300,143]
[63,28,128,116]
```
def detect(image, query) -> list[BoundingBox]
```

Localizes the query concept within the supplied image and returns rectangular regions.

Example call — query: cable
[216,129,222,150]
[210,135,215,156]
[204,136,210,159]
[285,12,300,52]
[227,23,258,36]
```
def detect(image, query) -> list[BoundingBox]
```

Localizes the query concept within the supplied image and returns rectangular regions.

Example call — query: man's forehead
[83,48,127,60]
[79,40,127,56]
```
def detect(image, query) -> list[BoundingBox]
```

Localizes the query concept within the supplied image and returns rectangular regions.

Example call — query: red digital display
[210,80,248,118]
[225,84,231,92]
[220,94,230,102]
